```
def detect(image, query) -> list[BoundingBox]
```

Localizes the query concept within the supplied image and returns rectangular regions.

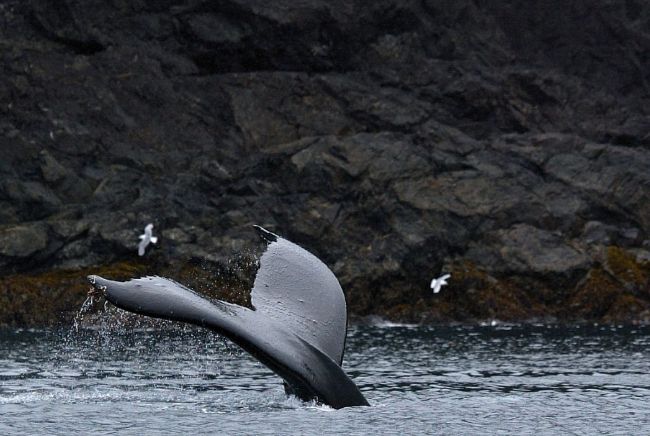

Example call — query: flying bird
[430,273,450,294]
[138,223,157,256]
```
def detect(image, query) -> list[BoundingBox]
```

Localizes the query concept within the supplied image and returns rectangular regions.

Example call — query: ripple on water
[1,325,650,434]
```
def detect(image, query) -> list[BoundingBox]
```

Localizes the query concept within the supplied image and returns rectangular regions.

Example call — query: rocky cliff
[1,0,649,325]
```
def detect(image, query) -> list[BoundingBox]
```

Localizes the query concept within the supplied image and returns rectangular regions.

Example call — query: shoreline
[2,252,649,328]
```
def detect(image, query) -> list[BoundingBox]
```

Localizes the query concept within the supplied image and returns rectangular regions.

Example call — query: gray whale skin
[87,226,369,409]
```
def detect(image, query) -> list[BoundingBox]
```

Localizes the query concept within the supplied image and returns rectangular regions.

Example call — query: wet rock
[163,227,193,245]
[581,221,642,247]
[1,180,61,220]
[91,167,142,208]
[467,224,591,275]
[1,0,650,323]
[568,247,650,321]
[40,150,69,183]
[290,133,428,181]
[635,250,650,263]
[39,150,93,201]
[0,223,48,259]
[48,219,89,240]
[183,13,249,45]
[0,203,18,225]
[200,160,233,182]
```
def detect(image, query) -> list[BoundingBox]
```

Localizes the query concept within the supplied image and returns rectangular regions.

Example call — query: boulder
[0,223,48,259]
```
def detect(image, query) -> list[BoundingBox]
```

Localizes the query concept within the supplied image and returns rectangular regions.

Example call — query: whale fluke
[87,226,368,409]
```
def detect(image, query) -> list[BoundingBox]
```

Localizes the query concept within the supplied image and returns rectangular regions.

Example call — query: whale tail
[88,226,368,409]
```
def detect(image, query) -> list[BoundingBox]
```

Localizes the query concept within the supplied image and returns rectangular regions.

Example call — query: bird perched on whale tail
[138,223,157,256]
[88,226,368,409]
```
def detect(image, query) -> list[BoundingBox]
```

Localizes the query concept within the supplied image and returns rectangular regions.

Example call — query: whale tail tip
[253,225,278,243]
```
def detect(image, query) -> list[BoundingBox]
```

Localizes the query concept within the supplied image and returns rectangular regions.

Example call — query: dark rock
[163,227,194,245]
[581,221,616,246]
[40,149,68,183]
[1,179,62,220]
[466,224,591,275]
[0,223,48,259]
[581,221,643,247]
[48,218,89,240]
[1,0,650,324]
[200,160,232,181]
[39,149,93,201]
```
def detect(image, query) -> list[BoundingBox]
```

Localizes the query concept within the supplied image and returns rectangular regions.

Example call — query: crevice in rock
[28,3,106,55]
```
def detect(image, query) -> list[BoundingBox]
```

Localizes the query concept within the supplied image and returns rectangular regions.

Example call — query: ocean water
[1,322,649,435]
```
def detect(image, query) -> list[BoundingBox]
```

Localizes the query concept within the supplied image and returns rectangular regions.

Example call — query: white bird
[138,223,158,256]
[430,273,450,294]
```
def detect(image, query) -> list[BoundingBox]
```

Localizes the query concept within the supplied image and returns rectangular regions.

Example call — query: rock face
[1,0,649,324]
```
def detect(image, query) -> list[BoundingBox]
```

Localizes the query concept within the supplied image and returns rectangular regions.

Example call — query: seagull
[430,273,450,294]
[138,223,158,256]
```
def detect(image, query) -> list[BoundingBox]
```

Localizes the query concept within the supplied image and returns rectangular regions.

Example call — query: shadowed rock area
[1,0,649,326]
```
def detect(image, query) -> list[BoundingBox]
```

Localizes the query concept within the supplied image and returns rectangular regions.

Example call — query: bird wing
[138,239,147,256]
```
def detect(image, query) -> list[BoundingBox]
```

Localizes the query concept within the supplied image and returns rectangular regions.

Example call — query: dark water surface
[1,322,649,435]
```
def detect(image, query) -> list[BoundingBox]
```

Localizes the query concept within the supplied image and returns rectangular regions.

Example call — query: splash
[362,315,418,328]
[71,295,95,333]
